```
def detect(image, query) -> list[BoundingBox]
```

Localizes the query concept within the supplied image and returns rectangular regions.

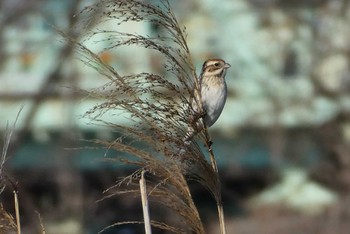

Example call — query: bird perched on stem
[185,58,231,144]
[199,58,230,127]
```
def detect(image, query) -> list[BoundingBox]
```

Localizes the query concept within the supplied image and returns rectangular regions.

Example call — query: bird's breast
[201,81,227,127]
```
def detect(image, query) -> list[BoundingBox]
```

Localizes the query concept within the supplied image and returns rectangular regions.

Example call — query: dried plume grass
[64,0,226,233]
[0,107,23,234]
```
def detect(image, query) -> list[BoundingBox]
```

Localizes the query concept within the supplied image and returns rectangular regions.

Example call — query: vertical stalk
[14,190,21,234]
[217,202,226,234]
[204,128,227,234]
[139,170,152,234]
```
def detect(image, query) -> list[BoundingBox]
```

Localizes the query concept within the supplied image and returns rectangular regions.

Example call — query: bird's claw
[201,110,207,119]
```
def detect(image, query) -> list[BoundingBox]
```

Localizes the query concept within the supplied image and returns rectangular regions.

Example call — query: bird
[184,58,230,144]
[199,58,231,127]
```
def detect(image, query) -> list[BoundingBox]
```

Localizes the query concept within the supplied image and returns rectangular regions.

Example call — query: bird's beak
[224,63,231,69]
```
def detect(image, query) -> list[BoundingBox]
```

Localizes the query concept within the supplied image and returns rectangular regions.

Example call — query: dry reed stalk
[61,0,227,233]
[14,190,20,234]
[140,170,152,234]
[203,128,226,234]
[0,107,23,234]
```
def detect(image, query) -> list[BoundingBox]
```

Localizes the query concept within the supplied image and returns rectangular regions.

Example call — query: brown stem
[203,126,226,234]
[139,170,152,234]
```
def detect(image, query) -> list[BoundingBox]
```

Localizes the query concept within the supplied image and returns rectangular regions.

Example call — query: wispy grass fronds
[0,203,17,234]
[0,107,23,234]
[65,0,225,233]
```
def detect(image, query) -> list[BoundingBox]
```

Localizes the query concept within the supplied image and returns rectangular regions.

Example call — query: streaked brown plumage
[199,58,230,127]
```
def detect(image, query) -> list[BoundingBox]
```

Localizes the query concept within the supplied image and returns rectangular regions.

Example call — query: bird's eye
[214,62,219,67]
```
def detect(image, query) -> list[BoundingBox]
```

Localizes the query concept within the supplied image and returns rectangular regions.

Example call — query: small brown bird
[184,59,230,145]
[199,58,231,127]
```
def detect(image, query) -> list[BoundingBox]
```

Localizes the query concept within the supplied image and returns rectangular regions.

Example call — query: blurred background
[1,0,350,233]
